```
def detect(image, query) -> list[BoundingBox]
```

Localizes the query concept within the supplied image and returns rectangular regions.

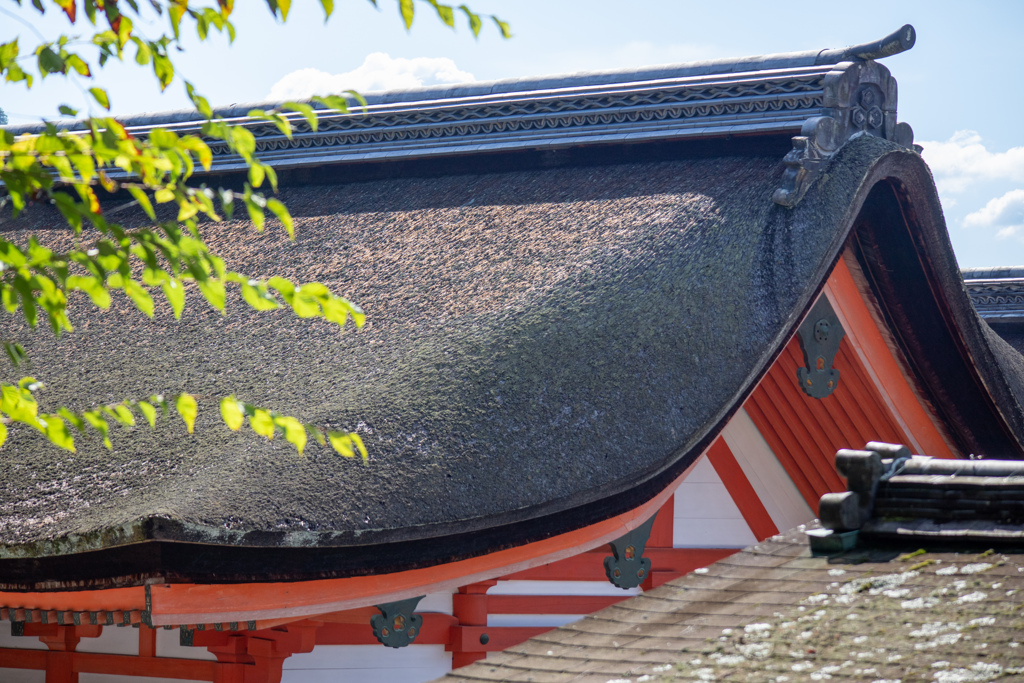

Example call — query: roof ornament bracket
[604,513,658,590]
[796,296,846,399]
[774,25,917,208]
[371,596,425,648]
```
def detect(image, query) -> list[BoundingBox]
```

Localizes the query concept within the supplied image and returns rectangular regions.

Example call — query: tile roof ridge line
[1,26,914,135]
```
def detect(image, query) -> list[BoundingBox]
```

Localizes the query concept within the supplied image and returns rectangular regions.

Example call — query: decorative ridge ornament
[796,296,846,399]
[773,25,918,208]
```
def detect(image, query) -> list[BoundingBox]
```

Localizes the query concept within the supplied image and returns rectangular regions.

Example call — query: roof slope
[4,133,1024,587]
[440,524,1024,683]
[0,151,795,565]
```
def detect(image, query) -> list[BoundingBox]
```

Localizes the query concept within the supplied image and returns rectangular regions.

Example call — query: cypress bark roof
[2,28,1024,588]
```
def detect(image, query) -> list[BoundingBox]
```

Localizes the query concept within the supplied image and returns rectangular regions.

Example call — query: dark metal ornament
[796,296,846,399]
[371,596,425,648]
[603,513,658,589]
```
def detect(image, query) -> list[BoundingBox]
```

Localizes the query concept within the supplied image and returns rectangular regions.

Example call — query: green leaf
[83,410,112,449]
[161,278,185,319]
[306,423,326,446]
[283,101,317,132]
[42,415,75,452]
[0,421,8,449]
[124,280,155,317]
[127,186,156,220]
[65,53,91,76]
[175,393,198,434]
[58,105,79,117]
[318,0,333,20]
[67,275,112,309]
[311,95,351,113]
[349,432,368,459]
[399,0,414,29]
[198,278,226,312]
[220,395,244,431]
[186,81,213,119]
[114,403,136,427]
[137,401,157,428]
[153,53,174,90]
[57,407,85,432]
[275,415,306,454]
[248,161,265,189]
[37,46,65,75]
[328,430,354,457]
[492,15,512,39]
[230,125,256,159]
[265,198,294,239]
[89,86,111,110]
[240,280,279,311]
[428,0,454,27]
[3,342,27,368]
[249,408,274,438]
[243,192,266,231]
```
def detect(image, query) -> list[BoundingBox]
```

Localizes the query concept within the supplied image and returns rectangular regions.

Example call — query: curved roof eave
[3,135,1023,590]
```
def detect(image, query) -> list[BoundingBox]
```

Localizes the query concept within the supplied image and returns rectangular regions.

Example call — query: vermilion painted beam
[314,614,457,646]
[705,438,779,542]
[503,547,736,581]
[0,647,47,669]
[448,626,552,653]
[0,648,218,680]
[0,586,145,614]
[142,458,702,626]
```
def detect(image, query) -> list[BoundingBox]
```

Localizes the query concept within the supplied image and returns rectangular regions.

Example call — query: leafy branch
[0,377,367,458]
[0,0,509,453]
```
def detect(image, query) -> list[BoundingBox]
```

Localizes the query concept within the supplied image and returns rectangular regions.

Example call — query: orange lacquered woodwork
[705,438,779,541]
[745,255,956,510]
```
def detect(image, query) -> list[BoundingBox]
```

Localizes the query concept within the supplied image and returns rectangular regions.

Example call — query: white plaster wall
[0,669,44,683]
[76,624,138,655]
[282,644,451,683]
[672,455,757,548]
[721,408,815,533]
[0,621,46,651]
[489,581,640,597]
[155,626,217,660]
[0,620,45,683]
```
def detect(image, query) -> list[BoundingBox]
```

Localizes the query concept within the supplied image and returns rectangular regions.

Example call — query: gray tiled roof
[440,526,1024,683]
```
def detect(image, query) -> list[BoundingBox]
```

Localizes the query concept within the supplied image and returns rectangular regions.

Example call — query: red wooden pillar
[451,580,497,669]
[32,624,101,683]
[206,634,250,683]
[139,624,157,658]
[203,622,319,683]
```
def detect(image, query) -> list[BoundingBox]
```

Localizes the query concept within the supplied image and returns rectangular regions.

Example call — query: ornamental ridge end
[773,25,917,208]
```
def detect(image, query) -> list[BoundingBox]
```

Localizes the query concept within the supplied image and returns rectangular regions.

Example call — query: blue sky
[3,0,1024,268]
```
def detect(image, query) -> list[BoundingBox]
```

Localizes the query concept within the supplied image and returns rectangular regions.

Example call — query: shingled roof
[963,267,1024,355]
[3,26,1024,591]
[439,525,1024,683]
[439,446,1024,683]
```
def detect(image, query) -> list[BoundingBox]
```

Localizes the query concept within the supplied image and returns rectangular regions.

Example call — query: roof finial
[816,24,916,65]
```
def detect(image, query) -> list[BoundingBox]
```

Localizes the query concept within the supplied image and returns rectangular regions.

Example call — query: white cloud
[267,52,474,101]
[918,130,1024,195]
[964,189,1024,239]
